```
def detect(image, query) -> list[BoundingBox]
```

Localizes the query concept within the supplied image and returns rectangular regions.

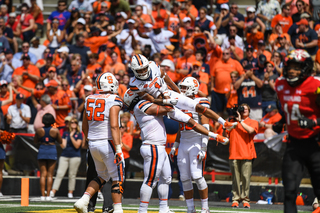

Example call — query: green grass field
[0,201,314,213]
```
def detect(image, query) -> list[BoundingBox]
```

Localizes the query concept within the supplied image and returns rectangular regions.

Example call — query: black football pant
[86,150,113,210]
[282,136,320,213]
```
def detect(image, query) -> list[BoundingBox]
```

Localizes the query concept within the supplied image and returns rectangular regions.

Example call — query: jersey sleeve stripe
[199,100,210,105]
[115,97,123,103]
[130,86,139,91]
[138,100,150,109]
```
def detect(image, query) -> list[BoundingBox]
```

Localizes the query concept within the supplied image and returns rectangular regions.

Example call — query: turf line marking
[0,204,271,213]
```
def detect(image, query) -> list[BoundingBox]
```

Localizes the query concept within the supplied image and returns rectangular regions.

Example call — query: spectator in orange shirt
[133,5,154,33]
[269,23,291,50]
[222,103,258,208]
[104,51,126,75]
[229,36,243,61]
[181,25,194,47]
[271,4,293,34]
[151,0,168,29]
[84,26,121,54]
[253,40,272,62]
[0,80,13,118]
[210,48,244,115]
[166,1,185,49]
[226,71,239,116]
[86,53,101,78]
[160,49,174,62]
[160,59,179,83]
[98,41,122,68]
[257,104,282,139]
[45,80,71,131]
[188,61,209,96]
[246,23,264,50]
[176,44,196,81]
[182,0,198,23]
[12,53,40,98]
[120,121,133,179]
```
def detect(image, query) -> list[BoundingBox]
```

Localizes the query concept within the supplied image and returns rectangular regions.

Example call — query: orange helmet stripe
[96,73,103,89]
[135,54,143,66]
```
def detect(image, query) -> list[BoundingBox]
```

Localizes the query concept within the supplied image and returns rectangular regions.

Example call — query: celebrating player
[129,54,237,131]
[74,73,124,213]
[275,49,320,213]
[170,77,210,213]
[123,89,173,213]
[123,88,224,213]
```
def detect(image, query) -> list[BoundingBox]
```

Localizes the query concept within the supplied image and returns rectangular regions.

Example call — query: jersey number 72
[86,98,106,121]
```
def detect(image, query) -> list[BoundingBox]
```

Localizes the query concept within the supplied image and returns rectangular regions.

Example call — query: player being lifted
[170,77,211,213]
[123,88,225,213]
[129,54,237,138]
[74,73,124,213]
[274,49,320,213]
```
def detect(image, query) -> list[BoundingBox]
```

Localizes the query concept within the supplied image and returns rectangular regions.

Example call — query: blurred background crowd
[0,0,318,197]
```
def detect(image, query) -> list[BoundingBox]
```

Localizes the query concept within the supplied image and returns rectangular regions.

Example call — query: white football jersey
[129,61,168,98]
[180,98,210,141]
[133,100,167,146]
[85,94,123,140]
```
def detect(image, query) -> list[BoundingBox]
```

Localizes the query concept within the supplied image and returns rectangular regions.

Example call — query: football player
[123,88,224,213]
[74,73,124,213]
[129,54,237,130]
[275,49,320,213]
[170,77,210,213]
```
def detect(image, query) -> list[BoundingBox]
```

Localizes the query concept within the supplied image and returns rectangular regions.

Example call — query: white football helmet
[131,54,150,80]
[95,73,118,93]
[178,77,199,97]
[123,89,140,110]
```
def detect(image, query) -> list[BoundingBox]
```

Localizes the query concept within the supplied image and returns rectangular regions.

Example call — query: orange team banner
[193,33,210,57]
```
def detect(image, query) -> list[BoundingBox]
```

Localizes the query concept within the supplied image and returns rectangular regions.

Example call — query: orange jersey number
[179,112,193,131]
[86,98,106,121]
[242,86,256,98]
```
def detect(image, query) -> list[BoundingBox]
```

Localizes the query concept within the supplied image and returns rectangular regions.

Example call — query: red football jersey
[275,76,320,139]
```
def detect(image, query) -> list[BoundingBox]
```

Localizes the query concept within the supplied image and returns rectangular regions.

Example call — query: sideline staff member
[223,103,258,208]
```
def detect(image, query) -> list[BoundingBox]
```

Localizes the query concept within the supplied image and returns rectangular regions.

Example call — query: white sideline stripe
[0,204,270,213]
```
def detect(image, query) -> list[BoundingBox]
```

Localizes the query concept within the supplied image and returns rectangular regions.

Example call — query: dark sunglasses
[70,121,78,124]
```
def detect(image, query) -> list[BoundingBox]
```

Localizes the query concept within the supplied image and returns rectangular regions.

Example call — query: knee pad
[194,177,207,190]
[182,179,193,191]
[111,182,123,194]
[159,175,172,185]
[93,176,106,189]
[167,108,191,123]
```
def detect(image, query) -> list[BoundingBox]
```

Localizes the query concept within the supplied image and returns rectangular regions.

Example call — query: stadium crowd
[1,0,320,211]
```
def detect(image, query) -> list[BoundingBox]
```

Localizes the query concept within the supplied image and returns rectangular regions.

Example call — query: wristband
[304,43,307,48]
[57,106,59,110]
[115,144,122,153]
[218,117,226,125]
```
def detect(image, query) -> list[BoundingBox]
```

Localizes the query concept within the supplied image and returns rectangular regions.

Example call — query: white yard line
[0,203,271,213]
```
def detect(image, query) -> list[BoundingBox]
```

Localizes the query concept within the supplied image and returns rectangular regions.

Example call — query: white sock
[138,201,148,213]
[114,203,122,212]
[159,199,168,212]
[208,132,218,139]
[140,184,153,204]
[186,198,194,210]
[201,198,208,210]
[81,192,91,205]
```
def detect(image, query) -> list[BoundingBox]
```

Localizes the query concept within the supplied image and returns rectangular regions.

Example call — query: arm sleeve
[137,100,153,113]
[198,98,210,108]
[114,95,124,108]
